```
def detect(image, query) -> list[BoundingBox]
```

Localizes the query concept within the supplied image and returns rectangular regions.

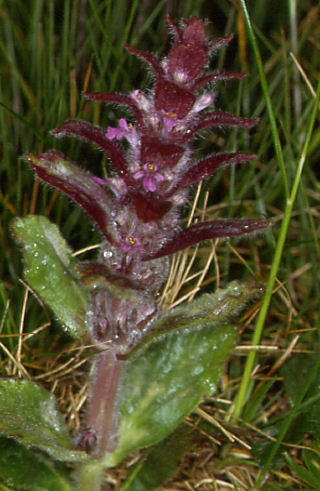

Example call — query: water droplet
[192,365,204,376]
[103,250,113,258]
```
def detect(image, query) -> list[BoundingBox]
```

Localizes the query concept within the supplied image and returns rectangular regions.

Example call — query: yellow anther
[165,112,178,119]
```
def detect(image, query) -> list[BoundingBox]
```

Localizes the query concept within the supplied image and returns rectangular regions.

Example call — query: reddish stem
[87,349,122,456]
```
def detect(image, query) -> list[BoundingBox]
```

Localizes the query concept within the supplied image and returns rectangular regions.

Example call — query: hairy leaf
[171,152,256,191]
[12,215,88,339]
[107,281,263,466]
[0,379,87,463]
[0,437,72,491]
[143,218,269,260]
[23,151,114,241]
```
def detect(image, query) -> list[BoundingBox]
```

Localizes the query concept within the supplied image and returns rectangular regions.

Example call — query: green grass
[1,1,320,489]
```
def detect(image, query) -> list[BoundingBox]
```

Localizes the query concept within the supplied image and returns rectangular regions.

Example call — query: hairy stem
[75,349,123,491]
[88,348,122,456]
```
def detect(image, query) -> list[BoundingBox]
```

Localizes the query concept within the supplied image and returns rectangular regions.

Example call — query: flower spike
[24,16,268,341]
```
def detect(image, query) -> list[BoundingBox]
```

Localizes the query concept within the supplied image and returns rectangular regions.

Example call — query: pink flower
[133,163,165,192]
[106,118,139,147]
[120,235,145,253]
[162,112,186,133]
[92,175,108,185]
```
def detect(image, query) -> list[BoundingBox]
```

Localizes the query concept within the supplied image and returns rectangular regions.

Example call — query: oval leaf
[107,281,263,465]
[11,215,88,339]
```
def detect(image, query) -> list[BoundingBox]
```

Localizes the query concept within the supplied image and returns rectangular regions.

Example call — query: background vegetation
[1,0,319,489]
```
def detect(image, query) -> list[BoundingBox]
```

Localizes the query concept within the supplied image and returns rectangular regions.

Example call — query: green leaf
[120,424,191,491]
[281,354,320,440]
[107,281,262,466]
[0,437,73,491]
[11,215,88,339]
[282,354,317,405]
[0,379,88,463]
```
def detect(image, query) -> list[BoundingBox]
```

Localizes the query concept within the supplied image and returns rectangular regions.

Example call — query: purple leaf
[128,191,172,222]
[125,44,164,78]
[52,120,130,182]
[165,153,256,195]
[142,218,269,260]
[167,15,208,45]
[208,33,234,51]
[167,43,208,83]
[24,150,114,242]
[140,135,184,168]
[83,92,145,128]
[192,72,247,90]
[155,80,195,119]
[190,111,259,135]
[164,16,210,85]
